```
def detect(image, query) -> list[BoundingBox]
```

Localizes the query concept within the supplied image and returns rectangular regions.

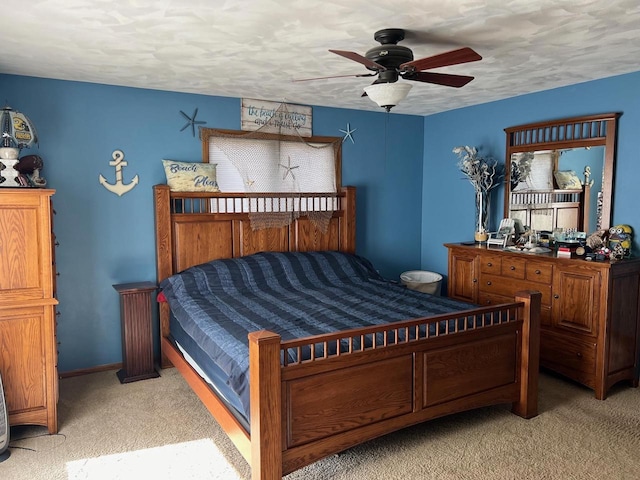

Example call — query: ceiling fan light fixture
[363,83,412,112]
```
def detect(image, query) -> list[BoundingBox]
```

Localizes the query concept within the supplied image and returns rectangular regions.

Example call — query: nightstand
[113,282,160,383]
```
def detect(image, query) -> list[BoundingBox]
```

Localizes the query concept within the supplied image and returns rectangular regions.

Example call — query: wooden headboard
[153,184,356,365]
[509,185,591,232]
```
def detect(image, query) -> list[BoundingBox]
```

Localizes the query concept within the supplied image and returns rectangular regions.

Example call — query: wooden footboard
[248,291,540,480]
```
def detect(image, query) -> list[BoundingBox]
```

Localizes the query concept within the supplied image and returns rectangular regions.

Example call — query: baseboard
[59,362,123,378]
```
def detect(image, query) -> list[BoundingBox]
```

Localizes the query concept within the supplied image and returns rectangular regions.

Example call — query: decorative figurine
[586,229,609,251]
[608,224,633,259]
[15,154,46,187]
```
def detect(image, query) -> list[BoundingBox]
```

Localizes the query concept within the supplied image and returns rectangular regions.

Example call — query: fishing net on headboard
[511,151,553,219]
[202,102,340,232]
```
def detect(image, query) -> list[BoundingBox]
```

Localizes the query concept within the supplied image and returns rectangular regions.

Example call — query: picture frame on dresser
[487,218,515,247]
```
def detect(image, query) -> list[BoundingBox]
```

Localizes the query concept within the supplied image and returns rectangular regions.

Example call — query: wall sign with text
[241,98,312,137]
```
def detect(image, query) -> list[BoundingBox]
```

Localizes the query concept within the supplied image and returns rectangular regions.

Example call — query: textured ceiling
[3,0,640,115]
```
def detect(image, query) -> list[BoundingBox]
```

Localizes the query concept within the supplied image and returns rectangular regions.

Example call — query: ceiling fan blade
[404,71,475,88]
[329,49,387,71]
[400,47,482,73]
[293,72,375,82]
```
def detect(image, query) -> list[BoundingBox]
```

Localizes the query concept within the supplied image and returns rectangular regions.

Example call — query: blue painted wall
[0,75,424,372]
[421,71,640,291]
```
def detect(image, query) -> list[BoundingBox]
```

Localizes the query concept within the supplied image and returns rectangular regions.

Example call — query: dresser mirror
[504,113,620,234]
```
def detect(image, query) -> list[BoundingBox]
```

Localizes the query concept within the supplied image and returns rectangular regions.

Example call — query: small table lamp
[0,106,38,187]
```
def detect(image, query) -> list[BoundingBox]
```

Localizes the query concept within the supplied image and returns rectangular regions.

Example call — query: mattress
[171,315,250,431]
[160,251,481,424]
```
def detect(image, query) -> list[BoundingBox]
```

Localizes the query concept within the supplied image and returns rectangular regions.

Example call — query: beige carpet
[2,368,639,480]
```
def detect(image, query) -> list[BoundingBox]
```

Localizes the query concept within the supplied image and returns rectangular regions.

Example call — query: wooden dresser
[445,243,640,399]
[0,189,58,433]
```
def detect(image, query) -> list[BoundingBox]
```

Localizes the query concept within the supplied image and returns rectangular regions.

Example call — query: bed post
[341,186,356,254]
[512,290,541,419]
[249,330,283,480]
[154,184,174,368]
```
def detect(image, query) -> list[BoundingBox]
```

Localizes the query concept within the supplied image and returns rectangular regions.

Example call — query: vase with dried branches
[453,146,504,242]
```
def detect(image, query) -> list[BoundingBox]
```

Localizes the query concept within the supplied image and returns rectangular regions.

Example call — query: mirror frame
[504,112,620,232]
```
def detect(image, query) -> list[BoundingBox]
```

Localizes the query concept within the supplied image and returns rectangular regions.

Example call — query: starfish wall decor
[339,123,356,144]
[180,108,207,137]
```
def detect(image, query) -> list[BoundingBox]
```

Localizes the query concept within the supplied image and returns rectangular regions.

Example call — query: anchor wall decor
[99,149,139,196]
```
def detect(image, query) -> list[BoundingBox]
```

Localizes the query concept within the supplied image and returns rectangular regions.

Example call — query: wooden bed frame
[154,184,541,480]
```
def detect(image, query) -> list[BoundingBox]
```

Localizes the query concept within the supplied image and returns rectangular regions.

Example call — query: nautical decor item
[99,150,139,196]
[241,98,312,137]
[452,145,503,242]
[180,108,206,137]
[0,105,38,187]
[339,123,357,144]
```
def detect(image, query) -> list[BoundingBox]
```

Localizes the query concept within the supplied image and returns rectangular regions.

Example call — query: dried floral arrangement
[452,146,503,195]
[452,146,504,235]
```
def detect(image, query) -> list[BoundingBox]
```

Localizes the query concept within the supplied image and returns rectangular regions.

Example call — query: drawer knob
[473,278,478,283]
[510,265,516,270]
[487,262,492,267]
[554,294,559,299]
[486,281,492,286]
[535,269,541,274]
[576,352,582,358]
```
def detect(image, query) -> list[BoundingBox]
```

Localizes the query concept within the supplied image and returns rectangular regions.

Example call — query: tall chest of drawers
[0,189,58,432]
[445,243,640,399]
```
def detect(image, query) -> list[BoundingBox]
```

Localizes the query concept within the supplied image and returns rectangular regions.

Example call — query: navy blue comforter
[160,251,477,419]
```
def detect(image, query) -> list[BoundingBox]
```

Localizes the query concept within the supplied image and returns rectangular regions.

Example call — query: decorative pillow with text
[554,170,582,190]
[162,160,220,192]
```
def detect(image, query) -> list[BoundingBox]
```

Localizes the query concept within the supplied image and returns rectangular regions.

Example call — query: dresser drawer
[525,262,553,284]
[541,332,596,377]
[477,292,513,307]
[501,257,526,279]
[479,274,552,306]
[479,254,502,274]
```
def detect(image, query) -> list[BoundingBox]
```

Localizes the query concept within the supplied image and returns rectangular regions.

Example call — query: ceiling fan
[297,28,482,111]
